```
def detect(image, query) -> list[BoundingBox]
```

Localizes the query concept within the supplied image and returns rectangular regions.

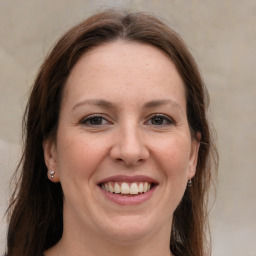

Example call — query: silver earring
[50,171,55,179]
[187,169,193,187]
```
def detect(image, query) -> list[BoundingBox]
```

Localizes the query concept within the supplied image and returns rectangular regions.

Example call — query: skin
[43,41,200,256]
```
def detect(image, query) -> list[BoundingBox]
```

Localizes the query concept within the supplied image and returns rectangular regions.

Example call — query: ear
[188,132,201,180]
[43,137,60,182]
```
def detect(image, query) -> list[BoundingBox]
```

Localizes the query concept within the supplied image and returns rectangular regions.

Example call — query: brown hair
[6,9,218,256]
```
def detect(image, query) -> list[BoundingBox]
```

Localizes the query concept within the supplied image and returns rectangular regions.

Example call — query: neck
[46,217,173,256]
[56,235,173,256]
[45,204,174,256]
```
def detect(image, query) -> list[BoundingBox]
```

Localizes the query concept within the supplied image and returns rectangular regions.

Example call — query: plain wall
[1,0,255,255]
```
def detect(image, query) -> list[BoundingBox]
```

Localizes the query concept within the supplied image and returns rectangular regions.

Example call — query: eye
[145,114,174,126]
[80,114,110,126]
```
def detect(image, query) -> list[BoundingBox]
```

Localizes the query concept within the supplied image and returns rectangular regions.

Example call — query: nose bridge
[110,119,149,166]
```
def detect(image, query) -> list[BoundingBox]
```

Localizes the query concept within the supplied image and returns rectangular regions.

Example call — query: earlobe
[43,138,60,182]
[188,132,201,180]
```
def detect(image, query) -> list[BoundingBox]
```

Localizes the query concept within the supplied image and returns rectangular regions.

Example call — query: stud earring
[49,171,55,179]
[187,169,193,187]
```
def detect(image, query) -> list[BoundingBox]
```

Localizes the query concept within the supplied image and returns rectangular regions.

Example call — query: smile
[98,175,158,205]
[101,181,151,195]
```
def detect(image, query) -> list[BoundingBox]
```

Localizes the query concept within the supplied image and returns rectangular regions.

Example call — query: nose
[110,123,149,166]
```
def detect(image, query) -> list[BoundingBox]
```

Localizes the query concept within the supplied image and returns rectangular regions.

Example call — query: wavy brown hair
[6,9,218,256]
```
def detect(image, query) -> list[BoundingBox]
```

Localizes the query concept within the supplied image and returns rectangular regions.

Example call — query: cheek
[56,131,107,182]
[152,135,191,187]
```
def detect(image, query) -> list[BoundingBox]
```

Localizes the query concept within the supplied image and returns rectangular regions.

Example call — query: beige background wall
[0,0,255,255]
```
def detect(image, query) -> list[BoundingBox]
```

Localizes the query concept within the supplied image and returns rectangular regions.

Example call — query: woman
[6,9,218,256]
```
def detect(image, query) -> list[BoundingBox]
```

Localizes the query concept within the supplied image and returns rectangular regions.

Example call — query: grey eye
[88,116,104,125]
[146,114,173,126]
[81,115,109,126]
[151,116,165,125]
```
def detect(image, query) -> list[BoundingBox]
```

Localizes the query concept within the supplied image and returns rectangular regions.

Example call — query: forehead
[62,41,186,110]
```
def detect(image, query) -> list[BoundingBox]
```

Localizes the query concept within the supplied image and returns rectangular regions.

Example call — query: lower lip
[99,186,157,205]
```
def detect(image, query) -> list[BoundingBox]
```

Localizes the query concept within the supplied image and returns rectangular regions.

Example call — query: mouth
[97,175,158,198]
[100,181,156,196]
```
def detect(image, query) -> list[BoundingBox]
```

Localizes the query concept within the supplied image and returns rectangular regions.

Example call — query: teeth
[130,183,139,194]
[109,183,114,193]
[143,182,149,193]
[103,183,108,191]
[121,183,130,194]
[138,182,144,193]
[101,182,152,195]
[114,183,121,193]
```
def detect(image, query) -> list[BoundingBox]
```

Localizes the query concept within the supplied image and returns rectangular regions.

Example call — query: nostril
[110,142,149,166]
[115,157,145,166]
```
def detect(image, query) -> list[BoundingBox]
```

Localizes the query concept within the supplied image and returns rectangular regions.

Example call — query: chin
[98,214,160,242]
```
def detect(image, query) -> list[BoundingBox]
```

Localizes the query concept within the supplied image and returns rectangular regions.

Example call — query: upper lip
[97,175,158,184]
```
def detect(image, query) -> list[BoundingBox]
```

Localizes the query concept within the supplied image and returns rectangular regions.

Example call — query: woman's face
[44,41,200,242]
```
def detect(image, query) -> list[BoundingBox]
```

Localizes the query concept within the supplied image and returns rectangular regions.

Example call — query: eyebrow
[143,99,181,109]
[72,98,184,113]
[143,99,184,114]
[72,99,115,111]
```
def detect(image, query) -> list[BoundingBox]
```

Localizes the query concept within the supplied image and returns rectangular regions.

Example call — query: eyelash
[80,114,111,126]
[145,114,174,126]
[80,113,174,128]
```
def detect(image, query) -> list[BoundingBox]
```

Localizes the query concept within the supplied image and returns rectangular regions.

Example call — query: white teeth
[138,182,144,193]
[102,181,152,195]
[109,183,114,193]
[130,183,139,194]
[104,183,109,191]
[114,183,121,193]
[143,182,150,193]
[121,182,130,194]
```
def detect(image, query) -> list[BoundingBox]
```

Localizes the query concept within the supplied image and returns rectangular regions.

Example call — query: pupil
[152,117,163,125]
[90,117,102,125]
